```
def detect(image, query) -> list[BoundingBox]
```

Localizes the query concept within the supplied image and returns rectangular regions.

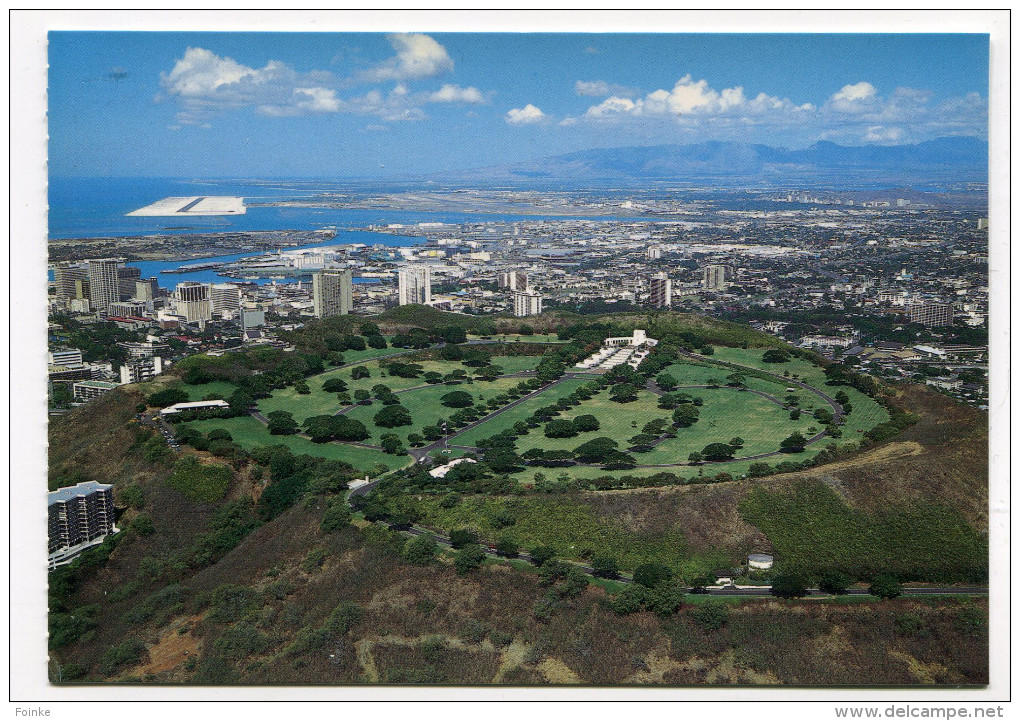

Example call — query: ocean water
[48,176,643,288]
[48,176,570,239]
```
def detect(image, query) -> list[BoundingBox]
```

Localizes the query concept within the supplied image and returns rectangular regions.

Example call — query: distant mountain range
[443,137,987,185]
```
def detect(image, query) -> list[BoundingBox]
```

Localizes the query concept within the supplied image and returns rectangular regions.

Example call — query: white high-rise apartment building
[313,269,354,317]
[646,245,662,260]
[512,289,543,317]
[86,258,121,313]
[649,272,672,308]
[398,266,432,306]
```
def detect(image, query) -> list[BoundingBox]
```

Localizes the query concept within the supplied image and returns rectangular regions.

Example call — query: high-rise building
[398,265,432,306]
[646,245,662,260]
[702,264,730,291]
[117,266,142,300]
[512,289,543,317]
[313,269,353,317]
[210,283,242,314]
[907,302,954,328]
[120,355,164,384]
[649,272,672,308]
[498,271,529,291]
[977,217,989,230]
[86,258,121,313]
[173,282,212,323]
[48,481,117,567]
[134,277,160,302]
[53,263,87,306]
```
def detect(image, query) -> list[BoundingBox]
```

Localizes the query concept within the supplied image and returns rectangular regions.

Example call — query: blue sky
[48,32,988,178]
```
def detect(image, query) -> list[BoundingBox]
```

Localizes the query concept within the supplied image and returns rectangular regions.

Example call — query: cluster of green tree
[605,563,685,617]
[768,571,903,600]
[173,427,245,462]
[822,360,918,445]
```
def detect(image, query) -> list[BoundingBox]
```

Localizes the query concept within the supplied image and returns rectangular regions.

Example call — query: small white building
[159,399,230,415]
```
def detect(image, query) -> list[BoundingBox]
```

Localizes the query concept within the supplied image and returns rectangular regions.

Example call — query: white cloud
[358,33,454,82]
[574,80,638,98]
[161,47,288,100]
[828,82,879,113]
[585,96,640,118]
[429,84,486,104]
[294,87,341,113]
[863,125,904,143]
[506,104,548,125]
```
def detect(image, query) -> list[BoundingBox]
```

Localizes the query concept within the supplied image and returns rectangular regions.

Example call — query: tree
[544,419,578,438]
[267,410,299,435]
[646,581,685,617]
[449,528,478,549]
[322,378,348,393]
[207,428,233,442]
[762,349,790,363]
[344,335,367,351]
[374,405,412,428]
[673,404,700,427]
[484,446,524,473]
[834,390,850,405]
[701,443,736,461]
[334,417,370,441]
[351,366,370,380]
[869,574,903,599]
[454,544,486,575]
[366,334,388,349]
[304,415,340,442]
[320,502,352,533]
[609,383,640,403]
[780,432,807,453]
[770,573,809,598]
[687,451,703,464]
[147,387,188,408]
[700,346,714,355]
[441,390,474,408]
[529,546,556,567]
[789,409,802,420]
[634,563,673,588]
[818,571,852,595]
[573,437,619,463]
[495,537,519,558]
[403,536,439,566]
[729,436,744,448]
[294,380,311,395]
[423,371,443,385]
[655,372,678,391]
[380,433,405,455]
[591,556,619,579]
[360,321,381,336]
[442,326,468,344]
[571,414,600,433]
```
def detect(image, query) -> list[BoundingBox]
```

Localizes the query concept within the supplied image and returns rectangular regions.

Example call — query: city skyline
[49,32,988,178]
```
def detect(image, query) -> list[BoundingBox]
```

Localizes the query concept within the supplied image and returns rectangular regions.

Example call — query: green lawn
[342,377,527,446]
[449,378,594,447]
[259,355,544,423]
[515,387,668,454]
[181,415,405,473]
[182,380,237,401]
